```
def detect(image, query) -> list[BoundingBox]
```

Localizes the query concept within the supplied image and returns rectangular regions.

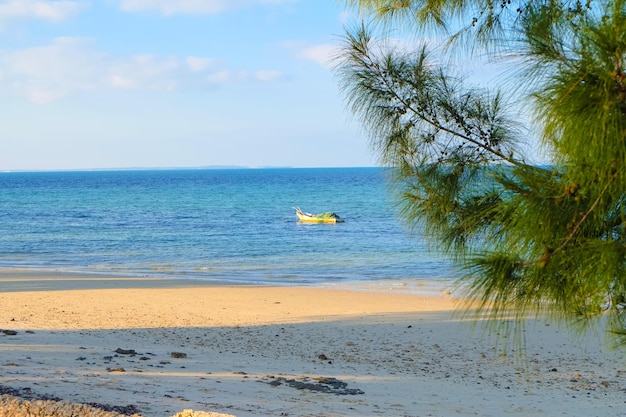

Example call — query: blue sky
[0,0,377,171]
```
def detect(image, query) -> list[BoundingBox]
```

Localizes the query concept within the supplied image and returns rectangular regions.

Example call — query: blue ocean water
[0,167,457,286]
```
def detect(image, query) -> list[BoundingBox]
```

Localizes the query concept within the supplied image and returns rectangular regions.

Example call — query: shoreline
[1,271,625,416]
[0,267,456,296]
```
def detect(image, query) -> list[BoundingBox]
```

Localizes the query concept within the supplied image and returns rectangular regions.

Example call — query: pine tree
[337,0,626,341]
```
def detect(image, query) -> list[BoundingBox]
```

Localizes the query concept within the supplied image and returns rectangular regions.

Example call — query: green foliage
[337,0,626,343]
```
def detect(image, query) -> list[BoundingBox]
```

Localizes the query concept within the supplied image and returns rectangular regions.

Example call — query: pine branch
[546,172,619,262]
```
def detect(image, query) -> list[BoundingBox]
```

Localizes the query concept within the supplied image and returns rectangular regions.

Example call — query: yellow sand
[0,271,624,417]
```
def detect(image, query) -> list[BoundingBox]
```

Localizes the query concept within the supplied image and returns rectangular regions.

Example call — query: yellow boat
[294,207,344,223]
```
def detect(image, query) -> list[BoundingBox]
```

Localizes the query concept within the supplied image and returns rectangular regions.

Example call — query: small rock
[115,348,137,355]
[318,354,329,361]
[106,367,126,372]
[171,352,187,359]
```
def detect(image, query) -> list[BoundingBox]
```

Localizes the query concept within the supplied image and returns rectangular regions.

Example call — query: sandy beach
[0,270,625,417]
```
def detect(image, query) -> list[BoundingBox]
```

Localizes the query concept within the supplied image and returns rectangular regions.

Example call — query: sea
[0,167,458,291]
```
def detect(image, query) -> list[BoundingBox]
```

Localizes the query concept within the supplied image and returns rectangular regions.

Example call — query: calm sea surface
[0,168,457,287]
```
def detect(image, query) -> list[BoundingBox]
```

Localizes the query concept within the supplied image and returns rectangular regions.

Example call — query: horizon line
[1,165,380,174]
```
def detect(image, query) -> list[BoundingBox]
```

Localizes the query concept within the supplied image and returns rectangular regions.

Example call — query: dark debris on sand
[263,376,364,395]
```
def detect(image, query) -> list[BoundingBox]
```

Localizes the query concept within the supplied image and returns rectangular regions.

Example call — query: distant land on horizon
[1,165,382,173]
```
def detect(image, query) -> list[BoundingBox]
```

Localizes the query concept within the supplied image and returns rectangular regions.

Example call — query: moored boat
[294,207,344,223]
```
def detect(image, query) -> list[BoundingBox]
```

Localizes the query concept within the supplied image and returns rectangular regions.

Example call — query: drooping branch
[337,25,526,167]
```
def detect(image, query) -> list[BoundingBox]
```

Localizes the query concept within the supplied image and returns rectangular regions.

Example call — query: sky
[0,0,378,171]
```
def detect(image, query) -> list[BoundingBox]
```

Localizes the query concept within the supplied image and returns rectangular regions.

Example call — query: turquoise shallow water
[0,167,457,286]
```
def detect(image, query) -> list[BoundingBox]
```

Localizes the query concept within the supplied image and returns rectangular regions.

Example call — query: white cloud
[186,56,220,72]
[283,41,339,70]
[205,69,288,84]
[119,0,295,15]
[0,0,87,21]
[254,69,286,82]
[206,70,233,84]
[107,54,180,91]
[6,37,104,103]
[0,37,288,103]
[107,74,135,89]
[298,43,338,69]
